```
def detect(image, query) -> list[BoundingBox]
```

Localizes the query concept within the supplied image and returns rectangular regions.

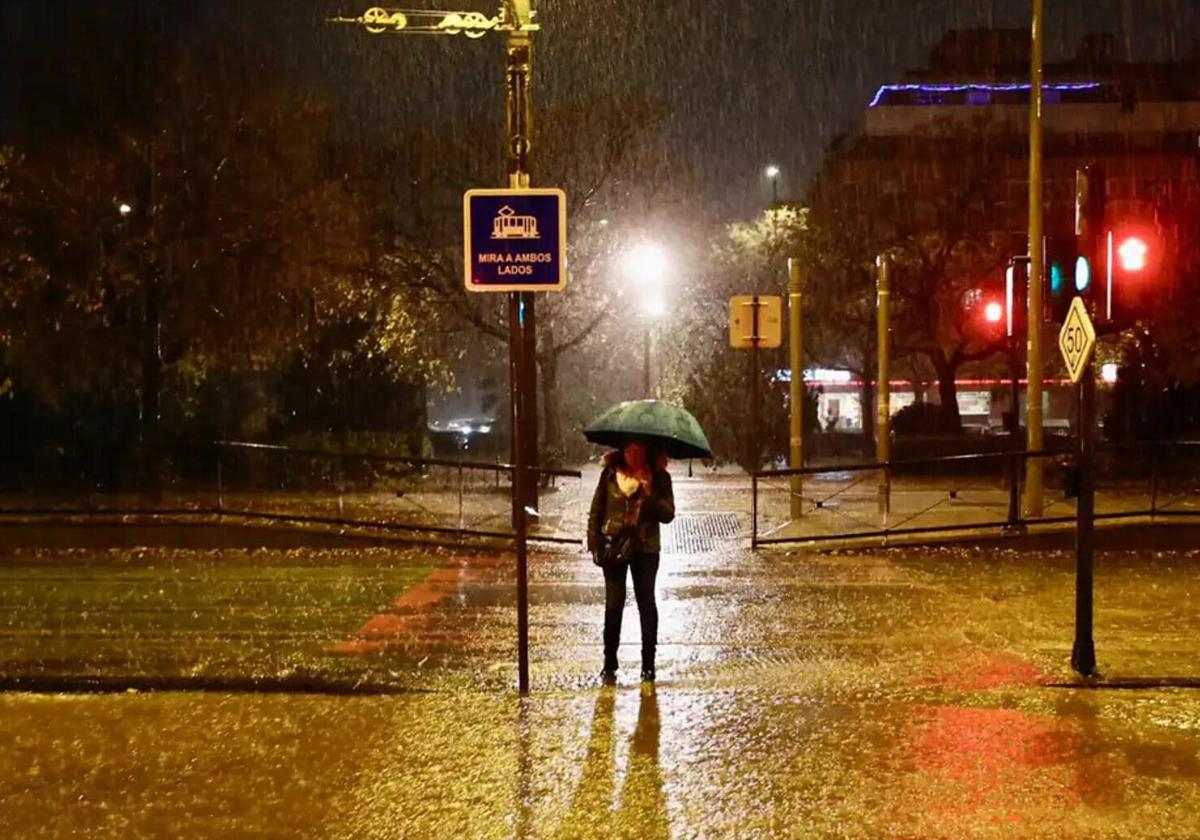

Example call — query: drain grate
[660,513,742,554]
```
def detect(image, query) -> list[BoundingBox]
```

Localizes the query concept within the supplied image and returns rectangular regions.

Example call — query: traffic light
[1106,226,1160,321]
[1045,235,1076,324]
[1005,256,1029,338]
[1075,164,1107,319]
[1117,235,1148,272]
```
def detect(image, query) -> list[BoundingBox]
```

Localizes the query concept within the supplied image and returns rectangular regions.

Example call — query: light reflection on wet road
[2,512,1200,836]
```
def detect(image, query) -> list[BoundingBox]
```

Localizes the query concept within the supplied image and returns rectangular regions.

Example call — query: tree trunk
[140,270,163,500]
[934,356,963,434]
[911,378,927,404]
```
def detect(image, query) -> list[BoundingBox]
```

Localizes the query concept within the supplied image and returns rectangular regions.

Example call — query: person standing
[587,440,675,684]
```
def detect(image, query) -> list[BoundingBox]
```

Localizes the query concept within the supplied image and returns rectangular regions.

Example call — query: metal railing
[0,440,586,547]
[751,441,1200,547]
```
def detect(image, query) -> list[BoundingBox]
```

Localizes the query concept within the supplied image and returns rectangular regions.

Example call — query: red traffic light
[1117,236,1148,272]
[984,301,1004,324]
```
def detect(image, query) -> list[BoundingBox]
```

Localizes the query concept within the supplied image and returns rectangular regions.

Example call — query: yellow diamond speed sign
[1058,297,1097,384]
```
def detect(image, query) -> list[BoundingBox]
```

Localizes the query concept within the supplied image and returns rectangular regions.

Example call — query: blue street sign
[463,188,567,292]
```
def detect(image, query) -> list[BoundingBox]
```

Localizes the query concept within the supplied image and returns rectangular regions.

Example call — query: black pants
[603,553,659,672]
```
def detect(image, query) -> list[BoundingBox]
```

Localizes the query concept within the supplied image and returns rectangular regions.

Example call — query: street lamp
[765,164,780,205]
[623,242,667,284]
[622,242,669,398]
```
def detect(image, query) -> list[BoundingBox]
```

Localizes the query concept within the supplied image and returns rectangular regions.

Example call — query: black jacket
[587,465,675,554]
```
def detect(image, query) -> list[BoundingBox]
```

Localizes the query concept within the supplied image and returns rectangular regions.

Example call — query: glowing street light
[623,241,668,285]
[765,164,781,204]
[118,202,133,217]
[622,241,670,397]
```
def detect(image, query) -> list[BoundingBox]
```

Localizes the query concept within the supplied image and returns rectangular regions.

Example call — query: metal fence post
[1149,444,1159,520]
[458,458,465,540]
[1006,451,1021,530]
[883,465,891,531]
[751,471,759,549]
[336,454,344,519]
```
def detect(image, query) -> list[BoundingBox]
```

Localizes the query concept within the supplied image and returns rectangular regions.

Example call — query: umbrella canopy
[583,400,713,460]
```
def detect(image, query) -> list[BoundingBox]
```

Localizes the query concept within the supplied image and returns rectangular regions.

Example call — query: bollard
[458,460,465,539]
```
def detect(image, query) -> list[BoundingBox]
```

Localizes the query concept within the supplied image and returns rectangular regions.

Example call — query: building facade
[802,30,1200,435]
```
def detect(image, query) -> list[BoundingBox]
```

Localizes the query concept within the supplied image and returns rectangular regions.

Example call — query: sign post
[730,296,782,475]
[1059,296,1098,676]
[332,0,551,698]
[465,188,567,697]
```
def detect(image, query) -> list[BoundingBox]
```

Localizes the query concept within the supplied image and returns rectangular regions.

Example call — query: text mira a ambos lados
[464,188,567,292]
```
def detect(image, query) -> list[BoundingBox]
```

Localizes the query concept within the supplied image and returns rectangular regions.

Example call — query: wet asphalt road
[2,485,1200,837]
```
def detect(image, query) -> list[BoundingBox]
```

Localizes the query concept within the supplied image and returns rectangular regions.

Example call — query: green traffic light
[1074,256,1091,292]
[1050,263,1064,293]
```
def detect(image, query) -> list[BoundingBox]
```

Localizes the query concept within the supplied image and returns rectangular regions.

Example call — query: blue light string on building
[869,82,1103,108]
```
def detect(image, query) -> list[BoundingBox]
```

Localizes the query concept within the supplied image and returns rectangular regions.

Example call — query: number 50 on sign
[1058,297,1097,384]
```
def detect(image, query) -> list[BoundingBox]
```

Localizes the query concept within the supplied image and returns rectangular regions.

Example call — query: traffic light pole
[876,256,891,523]
[788,259,804,519]
[1007,344,1022,530]
[1025,0,1046,518]
[1072,364,1098,676]
[1068,161,1104,679]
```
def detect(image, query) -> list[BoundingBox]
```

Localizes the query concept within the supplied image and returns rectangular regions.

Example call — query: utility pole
[1025,0,1046,517]
[787,258,804,519]
[876,255,891,522]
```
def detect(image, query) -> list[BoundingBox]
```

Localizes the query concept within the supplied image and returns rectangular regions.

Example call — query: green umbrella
[583,400,713,460]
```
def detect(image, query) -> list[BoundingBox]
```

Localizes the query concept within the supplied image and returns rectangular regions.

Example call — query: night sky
[3,0,1199,216]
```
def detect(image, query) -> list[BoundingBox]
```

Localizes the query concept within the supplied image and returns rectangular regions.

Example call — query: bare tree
[379,94,670,462]
[805,120,1016,433]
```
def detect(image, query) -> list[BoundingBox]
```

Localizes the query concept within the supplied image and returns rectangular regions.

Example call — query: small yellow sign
[1058,297,1097,384]
[730,295,783,349]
